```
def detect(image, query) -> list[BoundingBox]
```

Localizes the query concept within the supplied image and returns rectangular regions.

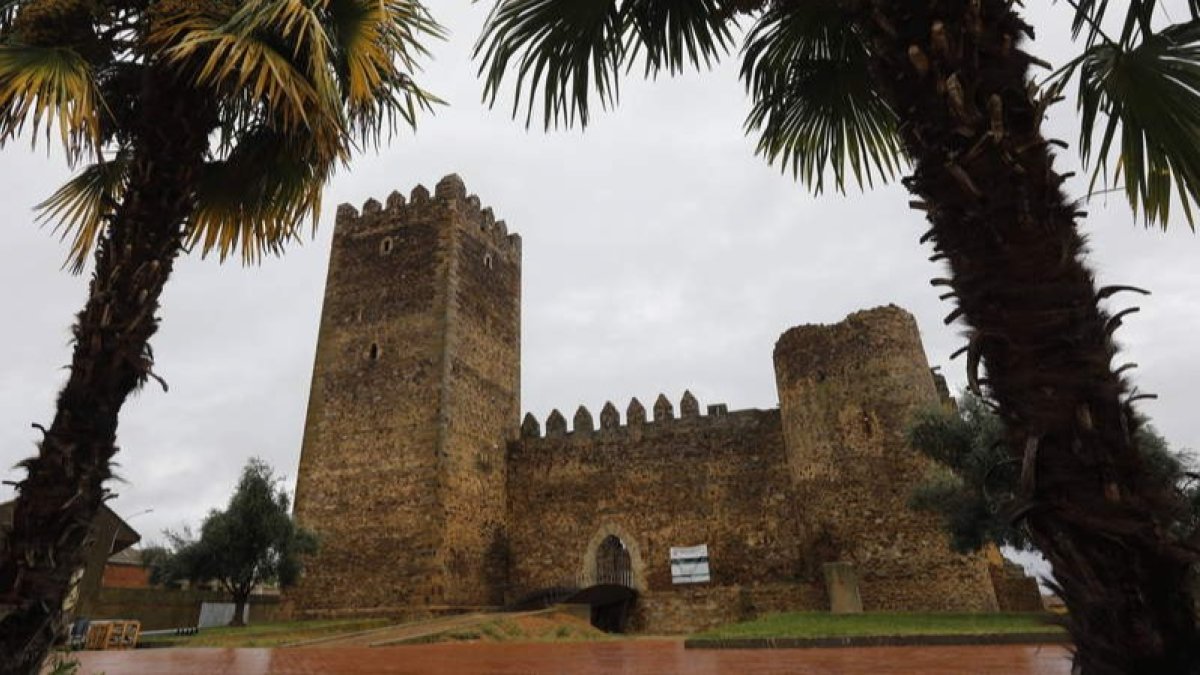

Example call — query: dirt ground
[75,639,1073,674]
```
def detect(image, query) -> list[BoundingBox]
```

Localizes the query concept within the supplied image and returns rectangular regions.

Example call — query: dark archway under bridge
[507,533,640,633]
[505,583,639,634]
[564,583,638,634]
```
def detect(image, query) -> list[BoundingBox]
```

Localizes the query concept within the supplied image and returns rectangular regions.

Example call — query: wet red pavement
[76,640,1073,674]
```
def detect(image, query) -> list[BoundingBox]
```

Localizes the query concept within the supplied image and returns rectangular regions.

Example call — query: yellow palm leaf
[21,0,443,270]
[186,126,329,264]
[0,44,101,162]
[224,0,338,111]
[327,0,444,142]
[157,10,343,156]
[35,154,129,272]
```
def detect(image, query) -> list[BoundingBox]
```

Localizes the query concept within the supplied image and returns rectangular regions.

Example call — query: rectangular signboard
[670,544,711,584]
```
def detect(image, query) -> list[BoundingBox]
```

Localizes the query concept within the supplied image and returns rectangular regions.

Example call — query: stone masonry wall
[291,177,521,615]
[290,174,999,627]
[432,176,522,606]
[506,400,825,632]
[638,582,825,633]
[773,306,999,612]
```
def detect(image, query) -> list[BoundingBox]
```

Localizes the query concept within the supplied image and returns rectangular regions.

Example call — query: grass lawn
[139,618,392,648]
[693,612,1064,641]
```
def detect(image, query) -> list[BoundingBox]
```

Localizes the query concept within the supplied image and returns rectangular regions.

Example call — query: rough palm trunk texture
[774,306,998,613]
[851,1,1200,671]
[0,70,211,674]
[290,176,521,616]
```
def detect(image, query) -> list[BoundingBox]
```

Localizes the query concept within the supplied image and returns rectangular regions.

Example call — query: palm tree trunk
[0,69,212,675]
[848,1,1199,672]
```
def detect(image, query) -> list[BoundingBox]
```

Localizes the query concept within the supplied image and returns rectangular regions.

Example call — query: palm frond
[187,126,329,264]
[0,44,101,162]
[154,0,443,264]
[475,0,738,129]
[326,0,444,146]
[223,0,337,108]
[1066,0,1197,45]
[476,0,623,129]
[621,0,736,76]
[36,153,129,273]
[740,2,903,193]
[1063,19,1200,227]
[158,11,343,155]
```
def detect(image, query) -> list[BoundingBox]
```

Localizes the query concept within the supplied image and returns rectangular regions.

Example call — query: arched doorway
[588,535,636,633]
[595,535,632,587]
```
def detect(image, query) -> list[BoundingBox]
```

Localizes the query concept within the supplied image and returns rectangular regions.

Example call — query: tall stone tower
[772,306,998,611]
[291,175,521,615]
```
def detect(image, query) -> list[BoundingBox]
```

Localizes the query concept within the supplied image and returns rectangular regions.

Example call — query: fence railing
[571,568,633,589]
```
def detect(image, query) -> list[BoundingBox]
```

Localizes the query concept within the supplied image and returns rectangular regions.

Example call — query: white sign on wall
[670,544,711,584]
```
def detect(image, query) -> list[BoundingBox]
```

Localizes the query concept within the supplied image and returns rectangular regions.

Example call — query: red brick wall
[100,564,150,589]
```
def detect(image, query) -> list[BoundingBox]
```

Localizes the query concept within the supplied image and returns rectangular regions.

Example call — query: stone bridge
[513,533,640,633]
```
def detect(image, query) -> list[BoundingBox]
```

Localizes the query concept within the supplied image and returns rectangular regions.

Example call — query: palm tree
[475,1,1200,672]
[0,1,441,672]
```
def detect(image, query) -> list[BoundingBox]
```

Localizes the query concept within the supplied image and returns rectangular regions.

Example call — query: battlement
[517,390,756,441]
[333,174,522,259]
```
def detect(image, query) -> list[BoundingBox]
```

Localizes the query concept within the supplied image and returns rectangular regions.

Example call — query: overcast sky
[1,2,1198,577]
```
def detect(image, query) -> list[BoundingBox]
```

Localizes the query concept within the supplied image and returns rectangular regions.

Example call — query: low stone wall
[81,588,280,630]
[857,560,1000,612]
[991,576,1044,612]
[634,582,825,634]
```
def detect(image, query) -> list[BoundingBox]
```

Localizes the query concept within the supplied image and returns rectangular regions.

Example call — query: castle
[289,175,1013,632]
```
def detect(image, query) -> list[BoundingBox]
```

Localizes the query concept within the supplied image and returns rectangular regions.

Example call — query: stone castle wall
[431,176,522,606]
[506,402,827,631]
[291,177,1006,627]
[504,306,1000,631]
[291,177,521,615]
[773,306,999,611]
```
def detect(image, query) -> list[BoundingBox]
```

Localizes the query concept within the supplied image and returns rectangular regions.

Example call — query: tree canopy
[148,458,315,626]
[908,393,1200,553]
[0,0,444,271]
[476,0,1200,224]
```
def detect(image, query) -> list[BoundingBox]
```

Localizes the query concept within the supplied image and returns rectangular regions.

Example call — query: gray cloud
[2,2,1197,568]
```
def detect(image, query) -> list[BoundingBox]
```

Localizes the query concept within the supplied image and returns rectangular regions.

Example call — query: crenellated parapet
[573,406,594,433]
[627,398,647,426]
[545,409,567,437]
[520,412,541,438]
[333,174,522,261]
[599,402,620,430]
[516,391,754,440]
[653,394,674,421]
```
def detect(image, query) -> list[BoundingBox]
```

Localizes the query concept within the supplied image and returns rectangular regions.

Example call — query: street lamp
[126,508,154,521]
[109,508,153,555]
